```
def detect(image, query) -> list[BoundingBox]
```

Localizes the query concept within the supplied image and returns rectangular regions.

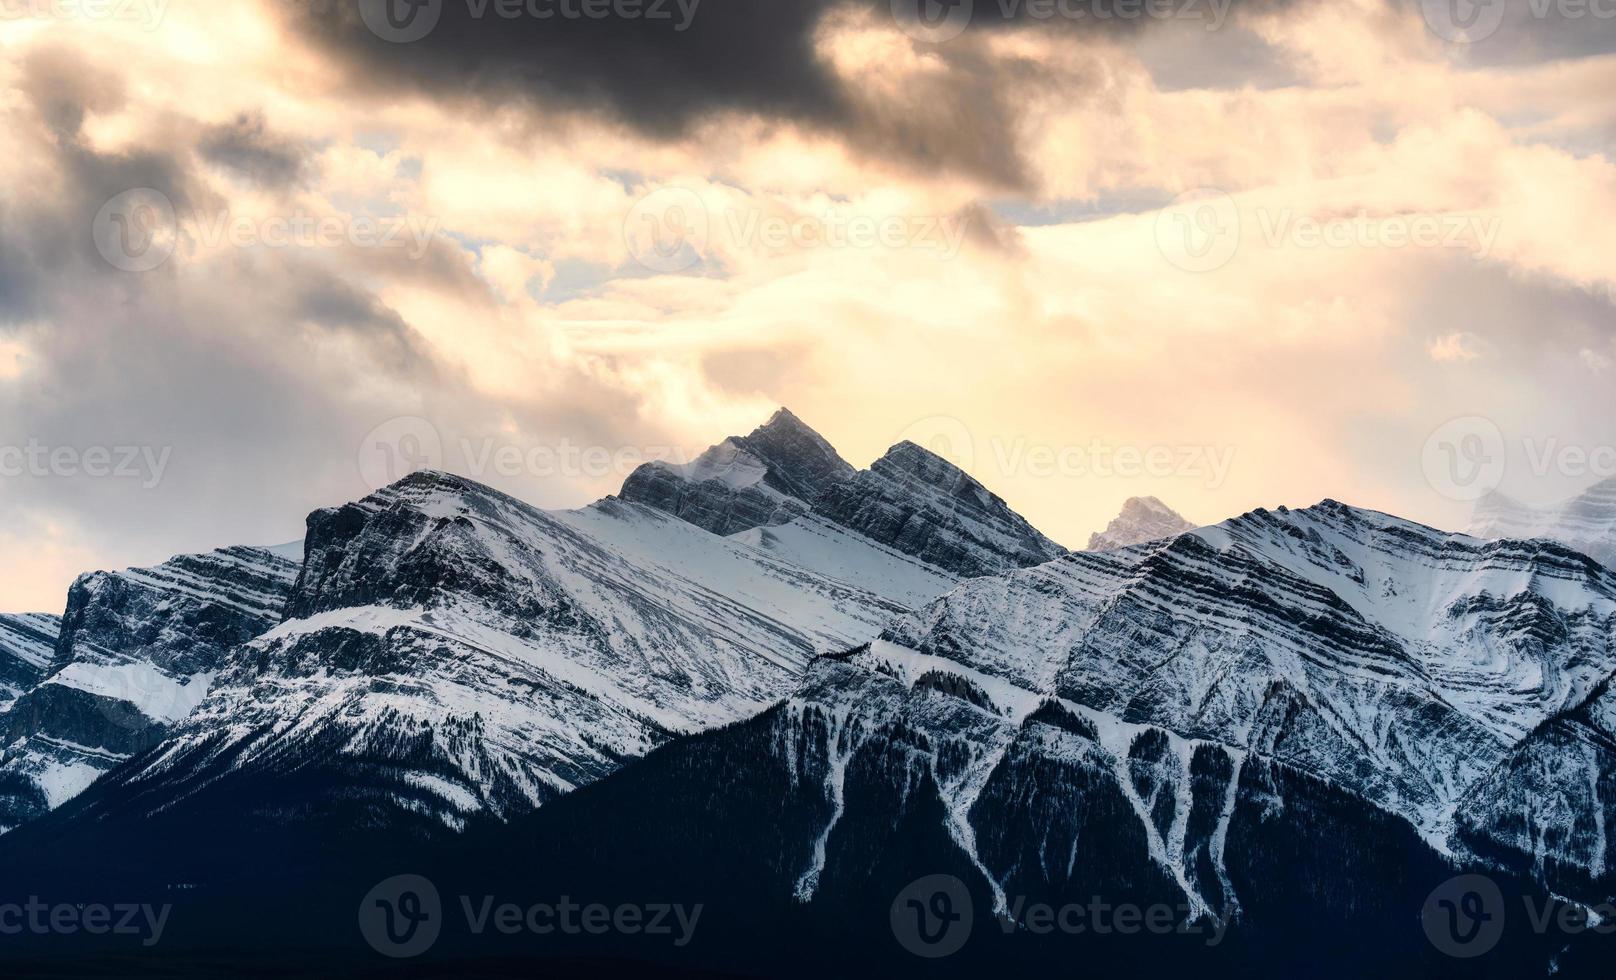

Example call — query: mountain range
[0,410,1613,977]
[1471,478,1616,569]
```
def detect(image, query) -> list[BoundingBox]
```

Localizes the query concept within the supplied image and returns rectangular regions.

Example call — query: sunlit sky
[1,0,1614,611]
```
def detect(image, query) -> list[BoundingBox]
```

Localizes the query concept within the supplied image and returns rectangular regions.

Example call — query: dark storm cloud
[284,0,848,136]
[199,114,313,188]
[274,0,1310,189]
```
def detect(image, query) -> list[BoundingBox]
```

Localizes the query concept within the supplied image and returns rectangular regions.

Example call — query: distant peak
[1088,496,1195,552]
[1119,496,1174,516]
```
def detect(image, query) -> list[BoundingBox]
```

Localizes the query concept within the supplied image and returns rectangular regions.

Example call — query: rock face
[619,408,856,536]
[0,614,56,711]
[0,547,297,832]
[621,409,1068,579]
[35,470,946,841]
[1472,478,1616,569]
[812,441,1068,577]
[1454,675,1616,900]
[1087,496,1195,550]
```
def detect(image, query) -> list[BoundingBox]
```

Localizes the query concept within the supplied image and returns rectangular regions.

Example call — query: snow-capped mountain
[1471,479,1616,569]
[5,421,1615,975]
[861,501,1616,870]
[812,441,1068,577]
[39,470,958,841]
[0,547,297,831]
[620,408,856,536]
[623,409,1068,578]
[1087,496,1196,550]
[0,614,56,711]
[400,499,1616,974]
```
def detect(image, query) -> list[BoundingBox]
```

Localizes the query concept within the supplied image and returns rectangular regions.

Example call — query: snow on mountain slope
[0,547,297,832]
[1454,674,1616,899]
[856,500,1616,894]
[727,514,960,611]
[82,470,944,833]
[1472,479,1616,569]
[620,408,857,536]
[812,441,1069,577]
[0,614,57,711]
[1087,496,1196,551]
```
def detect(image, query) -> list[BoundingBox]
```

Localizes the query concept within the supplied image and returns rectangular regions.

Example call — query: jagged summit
[618,408,855,537]
[617,410,1067,581]
[1087,495,1195,551]
[812,439,1067,578]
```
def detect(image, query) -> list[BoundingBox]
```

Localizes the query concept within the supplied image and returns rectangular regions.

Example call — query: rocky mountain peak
[617,409,854,537]
[813,440,1067,578]
[1086,495,1196,551]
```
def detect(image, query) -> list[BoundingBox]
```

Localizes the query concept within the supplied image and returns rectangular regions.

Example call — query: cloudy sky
[1,0,1613,611]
